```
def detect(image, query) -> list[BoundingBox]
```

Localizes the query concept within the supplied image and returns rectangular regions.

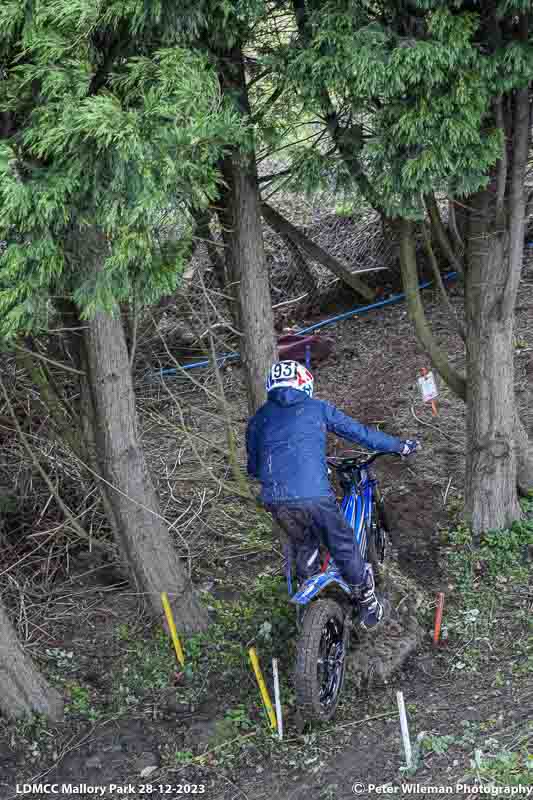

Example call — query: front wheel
[367,496,389,588]
[294,599,348,722]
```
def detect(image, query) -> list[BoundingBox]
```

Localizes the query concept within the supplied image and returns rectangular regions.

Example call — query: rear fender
[290,570,352,605]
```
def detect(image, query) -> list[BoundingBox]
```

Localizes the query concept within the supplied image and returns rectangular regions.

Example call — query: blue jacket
[246,387,404,504]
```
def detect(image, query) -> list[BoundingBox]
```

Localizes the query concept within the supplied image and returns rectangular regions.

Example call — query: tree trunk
[425,193,464,275]
[0,599,63,720]
[421,222,466,341]
[515,413,533,496]
[464,190,521,533]
[82,304,207,632]
[218,47,277,414]
[192,208,238,329]
[398,219,467,399]
[194,208,228,294]
[504,85,533,496]
[448,198,465,259]
[453,199,469,257]
[399,214,533,529]
[261,203,375,301]
[465,86,531,534]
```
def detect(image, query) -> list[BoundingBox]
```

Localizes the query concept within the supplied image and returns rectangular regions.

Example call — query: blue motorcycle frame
[287,452,391,606]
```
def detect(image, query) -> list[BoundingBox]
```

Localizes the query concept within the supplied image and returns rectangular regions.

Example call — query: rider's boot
[356,564,384,631]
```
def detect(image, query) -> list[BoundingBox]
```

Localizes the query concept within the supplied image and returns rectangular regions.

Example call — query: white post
[396,690,412,769]
[272,658,283,741]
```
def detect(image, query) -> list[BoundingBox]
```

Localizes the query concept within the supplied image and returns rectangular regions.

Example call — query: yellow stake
[161,592,185,667]
[248,647,277,729]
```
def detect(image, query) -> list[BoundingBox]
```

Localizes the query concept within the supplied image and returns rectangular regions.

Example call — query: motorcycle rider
[246,360,419,630]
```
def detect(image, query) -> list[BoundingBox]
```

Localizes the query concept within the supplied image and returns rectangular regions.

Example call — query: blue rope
[295,271,458,335]
[151,271,459,378]
[156,352,239,377]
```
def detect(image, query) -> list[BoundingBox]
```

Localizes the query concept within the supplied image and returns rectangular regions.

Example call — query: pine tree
[179,0,279,413]
[0,1,245,669]
[276,0,533,535]
[217,42,278,414]
[0,3,239,333]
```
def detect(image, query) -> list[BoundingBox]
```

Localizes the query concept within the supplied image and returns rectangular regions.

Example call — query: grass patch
[64,681,100,721]
[112,626,176,711]
[98,573,298,762]
[430,517,532,676]
[190,574,296,671]
[470,747,533,786]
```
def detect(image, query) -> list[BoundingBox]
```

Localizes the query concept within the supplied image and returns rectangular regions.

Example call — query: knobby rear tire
[294,599,347,723]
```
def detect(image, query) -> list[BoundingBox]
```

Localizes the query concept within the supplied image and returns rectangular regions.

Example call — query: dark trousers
[266,497,365,589]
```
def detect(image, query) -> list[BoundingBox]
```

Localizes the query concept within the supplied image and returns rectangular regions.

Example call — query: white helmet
[266,360,314,398]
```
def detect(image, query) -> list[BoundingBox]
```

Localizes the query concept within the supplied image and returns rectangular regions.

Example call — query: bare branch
[424,194,464,276]
[421,222,466,342]
[199,269,252,498]
[261,202,375,300]
[0,372,111,552]
[13,343,85,376]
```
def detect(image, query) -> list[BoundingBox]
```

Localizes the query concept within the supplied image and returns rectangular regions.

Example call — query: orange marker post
[433,592,445,646]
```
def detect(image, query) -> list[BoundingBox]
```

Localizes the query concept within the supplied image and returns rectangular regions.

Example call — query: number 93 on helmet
[266,360,314,398]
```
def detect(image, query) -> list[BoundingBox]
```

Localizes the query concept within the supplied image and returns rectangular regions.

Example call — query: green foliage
[189,574,296,673]
[44,647,76,675]
[64,681,99,720]
[421,733,456,754]
[470,748,533,786]
[441,517,532,675]
[477,523,533,578]
[0,2,24,55]
[0,2,244,336]
[334,201,358,218]
[224,704,255,730]
[446,518,533,593]
[206,705,256,752]
[270,0,533,216]
[2,0,531,333]
[9,712,50,742]
[175,748,195,765]
[113,627,176,707]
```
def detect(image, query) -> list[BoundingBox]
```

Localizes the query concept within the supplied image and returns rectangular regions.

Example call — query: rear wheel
[294,599,347,722]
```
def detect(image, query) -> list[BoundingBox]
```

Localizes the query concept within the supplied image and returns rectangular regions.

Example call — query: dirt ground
[1,255,532,799]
